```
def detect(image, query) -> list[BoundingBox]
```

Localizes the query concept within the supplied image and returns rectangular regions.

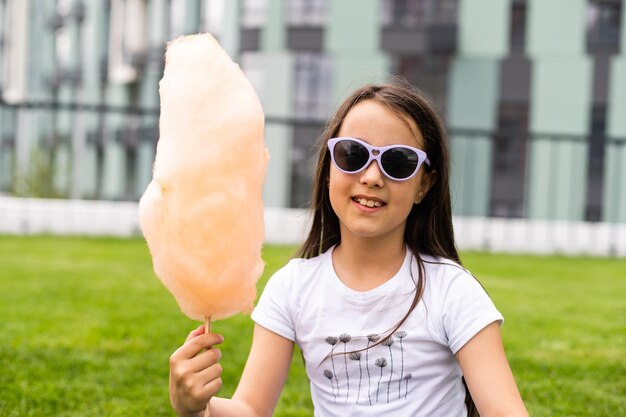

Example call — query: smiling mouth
[353,197,385,208]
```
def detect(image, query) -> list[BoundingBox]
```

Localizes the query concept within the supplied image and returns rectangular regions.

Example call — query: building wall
[0,0,624,225]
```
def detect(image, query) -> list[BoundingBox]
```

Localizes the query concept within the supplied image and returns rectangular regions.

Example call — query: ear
[414,170,437,204]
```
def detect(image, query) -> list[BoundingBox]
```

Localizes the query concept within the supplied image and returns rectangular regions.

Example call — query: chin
[344,225,398,241]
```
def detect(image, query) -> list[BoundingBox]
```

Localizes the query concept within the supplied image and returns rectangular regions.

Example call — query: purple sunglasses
[327,137,430,181]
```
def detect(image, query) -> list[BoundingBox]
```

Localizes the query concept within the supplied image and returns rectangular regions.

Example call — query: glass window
[242,0,267,28]
[380,0,394,26]
[393,55,451,114]
[382,0,458,28]
[490,102,529,218]
[509,1,526,53]
[287,0,327,26]
[586,0,622,54]
[294,52,333,120]
[585,104,607,222]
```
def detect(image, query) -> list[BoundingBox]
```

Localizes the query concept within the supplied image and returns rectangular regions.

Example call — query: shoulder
[264,251,327,293]
[420,255,490,308]
[253,252,328,341]
[419,254,476,291]
[418,254,503,352]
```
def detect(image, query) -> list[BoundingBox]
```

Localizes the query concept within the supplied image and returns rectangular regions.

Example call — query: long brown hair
[296,79,479,416]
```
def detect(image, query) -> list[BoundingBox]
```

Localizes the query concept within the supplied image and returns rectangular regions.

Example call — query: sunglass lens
[381,148,419,179]
[334,140,369,172]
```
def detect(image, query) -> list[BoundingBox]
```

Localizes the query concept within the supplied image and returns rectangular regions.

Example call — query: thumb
[185,324,206,343]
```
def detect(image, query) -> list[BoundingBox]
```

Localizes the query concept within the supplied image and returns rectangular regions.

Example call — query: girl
[169,81,529,417]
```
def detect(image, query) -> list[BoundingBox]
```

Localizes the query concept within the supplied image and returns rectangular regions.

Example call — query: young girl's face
[328,99,435,244]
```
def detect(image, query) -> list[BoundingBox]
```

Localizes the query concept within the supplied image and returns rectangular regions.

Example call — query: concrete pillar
[447,60,500,217]
[78,0,107,198]
[526,0,592,221]
[185,0,201,31]
[603,5,626,223]
[101,0,147,200]
[0,1,7,189]
[13,0,57,196]
[101,72,131,200]
[259,0,293,208]
[220,0,241,59]
[135,0,168,198]
[11,0,33,193]
[101,130,127,199]
[447,0,510,217]
[0,110,13,191]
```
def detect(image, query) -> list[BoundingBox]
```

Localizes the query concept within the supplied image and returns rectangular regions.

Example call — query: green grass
[462,253,626,416]
[0,235,624,416]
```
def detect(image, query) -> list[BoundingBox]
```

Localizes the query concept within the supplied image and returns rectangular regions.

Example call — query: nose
[359,159,385,187]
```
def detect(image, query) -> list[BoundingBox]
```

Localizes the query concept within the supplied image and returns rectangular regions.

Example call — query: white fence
[1,197,625,257]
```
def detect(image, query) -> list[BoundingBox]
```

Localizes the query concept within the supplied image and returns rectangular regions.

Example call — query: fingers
[170,346,222,384]
[198,360,224,395]
[174,330,224,362]
[169,329,225,414]
[171,357,224,411]
[171,350,223,386]
[187,346,222,373]
[185,325,205,342]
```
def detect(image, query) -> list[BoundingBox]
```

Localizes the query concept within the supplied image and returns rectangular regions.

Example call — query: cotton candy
[139,34,269,321]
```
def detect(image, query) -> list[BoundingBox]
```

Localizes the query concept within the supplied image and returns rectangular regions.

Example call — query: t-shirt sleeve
[440,268,504,354]
[251,262,297,342]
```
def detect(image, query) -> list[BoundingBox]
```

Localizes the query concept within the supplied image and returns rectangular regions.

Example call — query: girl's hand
[169,325,224,417]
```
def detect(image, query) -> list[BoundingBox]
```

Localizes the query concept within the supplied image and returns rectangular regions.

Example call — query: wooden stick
[204,315,211,417]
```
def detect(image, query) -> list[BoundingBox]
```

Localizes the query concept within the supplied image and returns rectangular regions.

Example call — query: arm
[456,321,529,417]
[220,324,294,417]
[169,323,294,417]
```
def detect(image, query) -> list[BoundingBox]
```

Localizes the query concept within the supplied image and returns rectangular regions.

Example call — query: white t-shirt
[251,246,503,417]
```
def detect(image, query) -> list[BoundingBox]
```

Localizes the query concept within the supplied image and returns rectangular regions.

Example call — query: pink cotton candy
[139,34,269,321]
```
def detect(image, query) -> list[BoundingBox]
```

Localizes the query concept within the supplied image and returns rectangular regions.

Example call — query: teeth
[355,198,383,208]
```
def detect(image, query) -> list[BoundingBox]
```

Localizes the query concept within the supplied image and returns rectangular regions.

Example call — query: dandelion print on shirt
[394,330,407,399]
[375,357,387,403]
[349,352,364,404]
[381,336,395,402]
[339,333,352,402]
[321,330,412,406]
[323,369,337,401]
[325,336,340,402]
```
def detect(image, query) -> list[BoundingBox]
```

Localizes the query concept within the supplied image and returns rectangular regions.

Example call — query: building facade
[0,0,625,223]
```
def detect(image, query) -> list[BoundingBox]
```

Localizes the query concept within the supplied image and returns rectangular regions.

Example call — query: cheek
[390,183,421,214]
[328,165,349,188]
[328,169,347,206]
[399,190,419,211]
[411,172,431,197]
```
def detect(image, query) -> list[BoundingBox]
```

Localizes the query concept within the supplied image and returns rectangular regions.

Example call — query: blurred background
[1,3,625,416]
[0,0,625,253]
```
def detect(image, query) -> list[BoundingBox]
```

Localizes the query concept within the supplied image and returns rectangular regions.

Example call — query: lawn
[0,235,624,416]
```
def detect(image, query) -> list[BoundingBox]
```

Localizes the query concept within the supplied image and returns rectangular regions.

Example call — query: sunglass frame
[327,137,430,181]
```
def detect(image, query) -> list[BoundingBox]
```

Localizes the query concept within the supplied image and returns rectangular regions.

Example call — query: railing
[0,98,624,225]
[448,128,626,223]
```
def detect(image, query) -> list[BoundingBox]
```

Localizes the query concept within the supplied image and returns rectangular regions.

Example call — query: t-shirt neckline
[324,245,413,302]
